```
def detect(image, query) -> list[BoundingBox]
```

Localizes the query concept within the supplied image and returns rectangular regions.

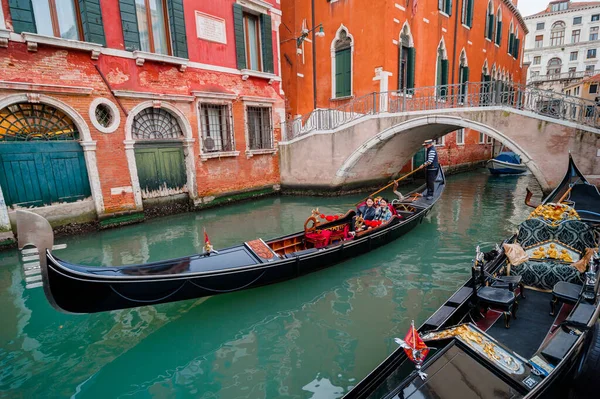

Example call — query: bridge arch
[334,115,548,189]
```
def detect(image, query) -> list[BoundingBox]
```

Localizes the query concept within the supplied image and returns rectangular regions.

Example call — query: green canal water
[0,170,542,399]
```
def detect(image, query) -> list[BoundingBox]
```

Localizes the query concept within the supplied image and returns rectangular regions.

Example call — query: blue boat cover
[495,152,521,165]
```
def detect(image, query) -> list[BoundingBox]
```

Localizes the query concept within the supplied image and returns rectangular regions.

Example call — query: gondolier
[422,139,439,200]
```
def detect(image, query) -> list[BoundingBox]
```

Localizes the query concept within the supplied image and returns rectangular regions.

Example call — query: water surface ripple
[0,170,541,399]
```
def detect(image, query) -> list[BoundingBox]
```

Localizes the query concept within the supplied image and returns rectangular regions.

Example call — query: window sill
[330,95,354,101]
[245,148,277,158]
[462,24,471,30]
[133,50,189,72]
[439,12,450,18]
[21,32,103,59]
[240,69,279,83]
[0,28,9,48]
[200,151,240,161]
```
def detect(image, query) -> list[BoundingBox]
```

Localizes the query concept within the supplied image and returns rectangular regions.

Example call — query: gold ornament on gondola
[528,203,580,226]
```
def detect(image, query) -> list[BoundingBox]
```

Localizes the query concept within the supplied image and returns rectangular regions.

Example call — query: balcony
[529,70,595,84]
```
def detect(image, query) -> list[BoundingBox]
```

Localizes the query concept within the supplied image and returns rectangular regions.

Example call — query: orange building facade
[281,0,528,171]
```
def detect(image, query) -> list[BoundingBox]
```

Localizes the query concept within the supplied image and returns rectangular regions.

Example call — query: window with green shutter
[438,0,452,15]
[462,0,474,27]
[485,2,494,40]
[335,49,351,97]
[495,15,502,45]
[119,0,187,58]
[232,5,274,73]
[333,28,353,98]
[11,0,105,45]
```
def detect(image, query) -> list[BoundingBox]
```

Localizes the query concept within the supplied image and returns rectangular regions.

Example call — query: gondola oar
[356,164,425,206]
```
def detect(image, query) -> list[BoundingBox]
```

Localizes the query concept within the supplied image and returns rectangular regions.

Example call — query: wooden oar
[356,165,426,206]
[558,186,574,204]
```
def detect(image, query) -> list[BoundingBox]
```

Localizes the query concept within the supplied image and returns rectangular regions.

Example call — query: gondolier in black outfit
[422,139,439,200]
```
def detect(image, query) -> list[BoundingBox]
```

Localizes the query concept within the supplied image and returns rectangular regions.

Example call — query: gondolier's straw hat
[422,139,434,146]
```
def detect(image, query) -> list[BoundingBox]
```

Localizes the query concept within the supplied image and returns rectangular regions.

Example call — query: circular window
[89,98,120,133]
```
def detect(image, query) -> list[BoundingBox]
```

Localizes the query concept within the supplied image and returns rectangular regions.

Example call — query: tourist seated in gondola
[357,197,377,221]
[375,198,393,222]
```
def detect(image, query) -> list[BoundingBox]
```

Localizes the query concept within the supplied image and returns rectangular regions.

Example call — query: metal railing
[283,81,600,140]
[529,70,595,84]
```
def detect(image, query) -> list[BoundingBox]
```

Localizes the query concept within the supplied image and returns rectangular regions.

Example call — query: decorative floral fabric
[511,219,597,290]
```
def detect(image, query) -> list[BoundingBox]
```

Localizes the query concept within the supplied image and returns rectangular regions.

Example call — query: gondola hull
[346,155,600,399]
[487,159,528,175]
[17,170,445,314]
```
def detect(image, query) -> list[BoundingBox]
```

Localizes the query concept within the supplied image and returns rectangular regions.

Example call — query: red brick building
[280,0,528,172]
[0,0,284,238]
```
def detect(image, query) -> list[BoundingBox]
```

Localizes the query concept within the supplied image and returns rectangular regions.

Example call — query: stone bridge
[279,83,600,193]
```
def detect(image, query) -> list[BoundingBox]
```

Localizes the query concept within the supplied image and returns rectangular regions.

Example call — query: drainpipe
[451,0,459,86]
[94,64,129,116]
[312,0,317,110]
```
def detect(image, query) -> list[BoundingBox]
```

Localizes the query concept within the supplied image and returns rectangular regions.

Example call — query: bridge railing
[283,81,600,140]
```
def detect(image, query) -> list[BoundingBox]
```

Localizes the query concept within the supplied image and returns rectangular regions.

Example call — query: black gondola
[345,155,600,399]
[16,170,446,314]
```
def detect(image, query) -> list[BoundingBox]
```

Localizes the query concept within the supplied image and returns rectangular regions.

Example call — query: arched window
[459,49,469,103]
[480,60,491,105]
[508,21,514,55]
[399,23,416,93]
[495,8,503,45]
[513,27,520,60]
[462,0,474,27]
[331,26,353,99]
[550,21,566,46]
[485,2,494,40]
[0,103,79,141]
[436,39,448,99]
[547,57,562,76]
[132,108,184,140]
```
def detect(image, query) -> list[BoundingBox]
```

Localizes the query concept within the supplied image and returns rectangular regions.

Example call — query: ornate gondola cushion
[511,219,597,290]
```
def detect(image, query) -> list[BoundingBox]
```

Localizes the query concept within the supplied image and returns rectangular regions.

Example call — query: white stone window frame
[194,92,240,161]
[456,129,465,145]
[242,97,277,158]
[479,132,486,144]
[330,24,355,101]
[89,98,120,134]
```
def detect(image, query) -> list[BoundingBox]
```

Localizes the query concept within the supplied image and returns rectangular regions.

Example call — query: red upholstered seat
[305,229,333,248]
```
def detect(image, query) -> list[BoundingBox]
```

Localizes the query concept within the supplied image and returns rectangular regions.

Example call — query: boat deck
[485,290,556,359]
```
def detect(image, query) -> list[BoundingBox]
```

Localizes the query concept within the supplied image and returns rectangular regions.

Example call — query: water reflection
[0,171,541,398]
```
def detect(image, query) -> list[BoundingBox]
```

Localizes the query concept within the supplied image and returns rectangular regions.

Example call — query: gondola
[16,169,445,314]
[345,154,600,399]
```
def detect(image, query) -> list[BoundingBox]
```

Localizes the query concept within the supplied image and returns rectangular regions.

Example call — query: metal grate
[132,108,183,140]
[247,106,272,150]
[199,103,234,152]
[94,104,113,128]
[0,103,79,141]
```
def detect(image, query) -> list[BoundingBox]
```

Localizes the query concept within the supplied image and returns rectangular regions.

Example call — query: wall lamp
[297,24,325,47]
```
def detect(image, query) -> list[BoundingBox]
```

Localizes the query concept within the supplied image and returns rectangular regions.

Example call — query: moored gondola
[345,155,600,399]
[16,169,445,314]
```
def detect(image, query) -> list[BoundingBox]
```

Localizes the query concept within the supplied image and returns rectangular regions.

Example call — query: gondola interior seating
[472,259,518,328]
[510,218,597,291]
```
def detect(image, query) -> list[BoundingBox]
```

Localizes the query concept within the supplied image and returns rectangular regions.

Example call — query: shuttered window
[462,0,474,27]
[335,48,351,98]
[118,0,187,58]
[459,66,470,103]
[10,0,105,45]
[232,4,274,73]
[398,46,415,93]
[495,17,502,45]
[438,0,452,15]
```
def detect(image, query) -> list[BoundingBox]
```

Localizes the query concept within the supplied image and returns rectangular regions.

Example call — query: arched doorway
[131,107,188,200]
[0,102,92,207]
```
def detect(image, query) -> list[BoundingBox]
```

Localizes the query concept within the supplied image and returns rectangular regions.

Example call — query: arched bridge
[279,82,600,193]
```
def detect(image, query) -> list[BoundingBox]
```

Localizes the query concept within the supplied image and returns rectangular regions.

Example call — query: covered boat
[346,155,600,399]
[487,151,528,175]
[16,169,445,314]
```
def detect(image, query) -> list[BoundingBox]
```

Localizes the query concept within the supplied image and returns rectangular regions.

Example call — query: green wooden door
[0,142,91,207]
[134,144,186,198]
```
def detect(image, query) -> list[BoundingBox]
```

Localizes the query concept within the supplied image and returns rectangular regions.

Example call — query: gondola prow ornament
[203,228,219,255]
[394,321,430,380]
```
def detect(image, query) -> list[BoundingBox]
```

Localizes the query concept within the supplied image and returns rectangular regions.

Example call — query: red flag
[403,323,429,363]
[204,229,210,245]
